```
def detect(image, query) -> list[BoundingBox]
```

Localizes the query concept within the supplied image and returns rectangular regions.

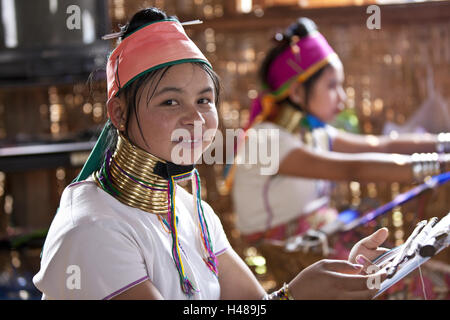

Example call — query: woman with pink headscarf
[230,18,450,273]
[33,8,392,300]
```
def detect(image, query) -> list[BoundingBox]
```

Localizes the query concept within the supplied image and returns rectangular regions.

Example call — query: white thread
[418,265,427,300]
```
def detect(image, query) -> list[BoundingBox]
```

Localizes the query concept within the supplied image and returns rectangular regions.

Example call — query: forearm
[344,152,450,183]
[333,131,443,155]
[314,152,414,183]
[346,153,413,183]
[382,133,438,154]
[279,148,448,184]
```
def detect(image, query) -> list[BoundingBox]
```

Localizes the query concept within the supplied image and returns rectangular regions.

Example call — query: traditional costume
[33,18,230,299]
[230,31,344,249]
[228,29,450,299]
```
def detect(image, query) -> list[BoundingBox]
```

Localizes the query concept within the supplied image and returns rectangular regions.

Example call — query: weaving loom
[372,212,450,298]
[285,172,450,256]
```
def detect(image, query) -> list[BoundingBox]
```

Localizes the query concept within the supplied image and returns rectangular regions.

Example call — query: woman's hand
[348,228,390,273]
[287,259,380,299]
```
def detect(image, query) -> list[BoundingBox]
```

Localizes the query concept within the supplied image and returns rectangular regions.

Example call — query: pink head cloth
[266,32,336,93]
[246,31,336,127]
[106,19,210,103]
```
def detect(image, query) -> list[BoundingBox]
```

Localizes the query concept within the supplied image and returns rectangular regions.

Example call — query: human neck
[272,102,305,134]
[94,132,194,215]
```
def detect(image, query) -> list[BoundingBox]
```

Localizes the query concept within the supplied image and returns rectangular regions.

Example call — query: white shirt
[33,176,230,300]
[232,121,336,235]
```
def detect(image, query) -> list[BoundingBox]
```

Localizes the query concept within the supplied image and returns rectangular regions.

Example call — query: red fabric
[106,20,209,102]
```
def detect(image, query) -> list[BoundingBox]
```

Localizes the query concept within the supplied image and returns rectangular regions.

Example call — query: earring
[119,123,125,131]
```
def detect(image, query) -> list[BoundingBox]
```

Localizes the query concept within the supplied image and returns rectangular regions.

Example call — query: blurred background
[0,0,449,300]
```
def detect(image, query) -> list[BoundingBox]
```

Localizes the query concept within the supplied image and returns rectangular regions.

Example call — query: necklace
[94,133,172,215]
[93,131,218,297]
[272,103,304,134]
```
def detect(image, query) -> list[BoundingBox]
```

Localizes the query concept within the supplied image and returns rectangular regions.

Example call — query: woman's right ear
[289,81,306,107]
[107,97,126,132]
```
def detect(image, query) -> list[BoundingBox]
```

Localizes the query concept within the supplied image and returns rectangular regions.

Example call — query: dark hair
[260,17,330,111]
[105,7,221,152]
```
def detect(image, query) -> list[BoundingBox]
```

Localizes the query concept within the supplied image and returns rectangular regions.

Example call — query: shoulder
[59,177,130,227]
[45,179,141,256]
[45,198,139,256]
[39,182,145,278]
[34,209,147,300]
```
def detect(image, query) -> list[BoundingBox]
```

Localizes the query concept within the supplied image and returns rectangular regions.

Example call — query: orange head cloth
[106,18,210,103]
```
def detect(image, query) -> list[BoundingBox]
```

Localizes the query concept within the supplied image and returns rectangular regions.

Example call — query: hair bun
[119,7,171,40]
[285,17,318,40]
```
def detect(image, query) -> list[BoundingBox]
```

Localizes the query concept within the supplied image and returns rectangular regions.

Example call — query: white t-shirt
[33,176,231,300]
[232,121,337,235]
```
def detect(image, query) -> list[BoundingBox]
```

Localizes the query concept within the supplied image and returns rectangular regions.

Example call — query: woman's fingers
[355,254,373,273]
[328,258,388,293]
[342,269,387,299]
[323,259,364,274]
[335,271,382,291]
[361,247,391,263]
[361,227,389,250]
[324,260,374,293]
[356,254,389,283]
[293,259,387,300]
[374,247,390,256]
[348,228,391,264]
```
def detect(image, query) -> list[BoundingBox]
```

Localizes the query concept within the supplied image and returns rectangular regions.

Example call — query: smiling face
[120,63,219,165]
[305,59,347,123]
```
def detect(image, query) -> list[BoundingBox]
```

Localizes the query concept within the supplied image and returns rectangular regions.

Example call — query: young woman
[229,17,450,299]
[231,18,449,249]
[32,8,389,300]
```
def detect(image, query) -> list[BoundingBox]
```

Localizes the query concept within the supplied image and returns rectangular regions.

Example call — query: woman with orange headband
[230,18,449,266]
[33,8,390,300]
